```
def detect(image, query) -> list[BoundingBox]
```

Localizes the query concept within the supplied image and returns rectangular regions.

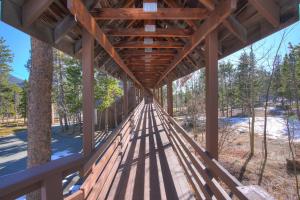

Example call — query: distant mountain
[8,75,24,87]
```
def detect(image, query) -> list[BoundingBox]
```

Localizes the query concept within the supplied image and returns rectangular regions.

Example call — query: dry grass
[0,126,27,137]
[194,132,300,200]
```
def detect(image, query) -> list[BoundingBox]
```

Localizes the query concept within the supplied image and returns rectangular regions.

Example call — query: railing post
[123,73,128,119]
[205,29,218,160]
[82,29,95,156]
[41,174,63,200]
[167,80,173,117]
[160,87,164,108]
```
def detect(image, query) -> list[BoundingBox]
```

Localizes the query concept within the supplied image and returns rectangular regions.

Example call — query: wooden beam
[162,0,198,30]
[222,15,247,43]
[198,0,247,43]
[198,0,215,11]
[205,29,218,160]
[121,49,177,56]
[248,0,280,27]
[54,0,100,43]
[92,8,208,20]
[82,29,95,156]
[115,41,184,49]
[67,0,142,87]
[156,0,236,85]
[104,28,192,37]
[22,0,54,27]
[123,74,128,118]
[167,80,173,117]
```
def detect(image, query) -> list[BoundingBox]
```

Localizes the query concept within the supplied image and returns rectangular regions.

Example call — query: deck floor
[106,103,195,200]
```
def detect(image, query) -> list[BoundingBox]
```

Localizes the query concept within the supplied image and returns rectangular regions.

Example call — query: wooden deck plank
[105,103,195,200]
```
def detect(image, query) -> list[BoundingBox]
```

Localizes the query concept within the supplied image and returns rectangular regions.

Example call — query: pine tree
[0,37,13,122]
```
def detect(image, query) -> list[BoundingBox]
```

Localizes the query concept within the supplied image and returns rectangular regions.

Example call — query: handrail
[0,100,144,200]
[153,100,272,200]
[66,99,144,200]
[0,153,85,200]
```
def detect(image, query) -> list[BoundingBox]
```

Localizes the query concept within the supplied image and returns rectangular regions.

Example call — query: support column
[205,30,218,160]
[123,74,128,118]
[160,87,164,108]
[82,29,94,156]
[167,80,173,117]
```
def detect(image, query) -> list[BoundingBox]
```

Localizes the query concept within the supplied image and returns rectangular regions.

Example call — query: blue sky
[0,21,30,80]
[0,19,300,80]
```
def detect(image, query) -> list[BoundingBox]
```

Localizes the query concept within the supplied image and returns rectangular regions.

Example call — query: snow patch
[51,150,72,160]
[223,116,300,141]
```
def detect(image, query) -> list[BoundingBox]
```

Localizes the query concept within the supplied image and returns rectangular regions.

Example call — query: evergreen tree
[0,37,14,122]
[19,80,29,123]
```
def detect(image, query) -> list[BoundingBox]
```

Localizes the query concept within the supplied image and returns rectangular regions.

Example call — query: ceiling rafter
[91,8,209,20]
[198,0,247,43]
[22,0,54,27]
[67,0,142,87]
[104,28,192,37]
[156,0,237,86]
[248,0,280,27]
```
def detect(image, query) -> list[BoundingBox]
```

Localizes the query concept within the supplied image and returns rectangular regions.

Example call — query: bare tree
[258,31,287,185]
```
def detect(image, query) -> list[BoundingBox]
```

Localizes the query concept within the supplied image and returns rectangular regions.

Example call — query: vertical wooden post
[205,30,218,160]
[160,87,164,108]
[41,174,63,200]
[167,80,173,117]
[123,73,128,118]
[82,29,94,156]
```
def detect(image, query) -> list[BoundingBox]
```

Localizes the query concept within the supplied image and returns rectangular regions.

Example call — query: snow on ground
[222,115,300,141]
[51,150,73,160]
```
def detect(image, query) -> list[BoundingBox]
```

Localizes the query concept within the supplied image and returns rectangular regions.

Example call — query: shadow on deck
[107,103,194,200]
[0,100,273,200]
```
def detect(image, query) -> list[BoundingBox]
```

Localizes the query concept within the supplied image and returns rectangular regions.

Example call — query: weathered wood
[205,29,218,160]
[82,29,95,156]
[237,185,275,200]
[248,0,280,27]
[156,0,236,85]
[92,8,208,20]
[22,0,54,27]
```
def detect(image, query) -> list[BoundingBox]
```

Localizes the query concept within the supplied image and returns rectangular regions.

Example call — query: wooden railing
[153,100,273,200]
[0,100,144,200]
[67,100,144,200]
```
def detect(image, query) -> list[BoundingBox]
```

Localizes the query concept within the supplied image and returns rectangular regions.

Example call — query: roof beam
[22,0,54,27]
[105,28,192,37]
[248,0,280,27]
[115,41,184,49]
[156,0,237,85]
[121,49,177,56]
[222,16,247,43]
[92,8,208,20]
[67,0,142,87]
[198,0,247,43]
[198,0,215,11]
[54,0,98,43]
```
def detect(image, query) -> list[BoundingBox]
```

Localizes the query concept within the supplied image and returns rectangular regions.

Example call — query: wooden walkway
[106,103,195,200]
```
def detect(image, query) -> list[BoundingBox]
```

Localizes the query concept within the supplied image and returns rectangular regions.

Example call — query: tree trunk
[27,37,53,200]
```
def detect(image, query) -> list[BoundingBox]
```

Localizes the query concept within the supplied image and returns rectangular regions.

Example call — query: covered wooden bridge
[0,0,299,199]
